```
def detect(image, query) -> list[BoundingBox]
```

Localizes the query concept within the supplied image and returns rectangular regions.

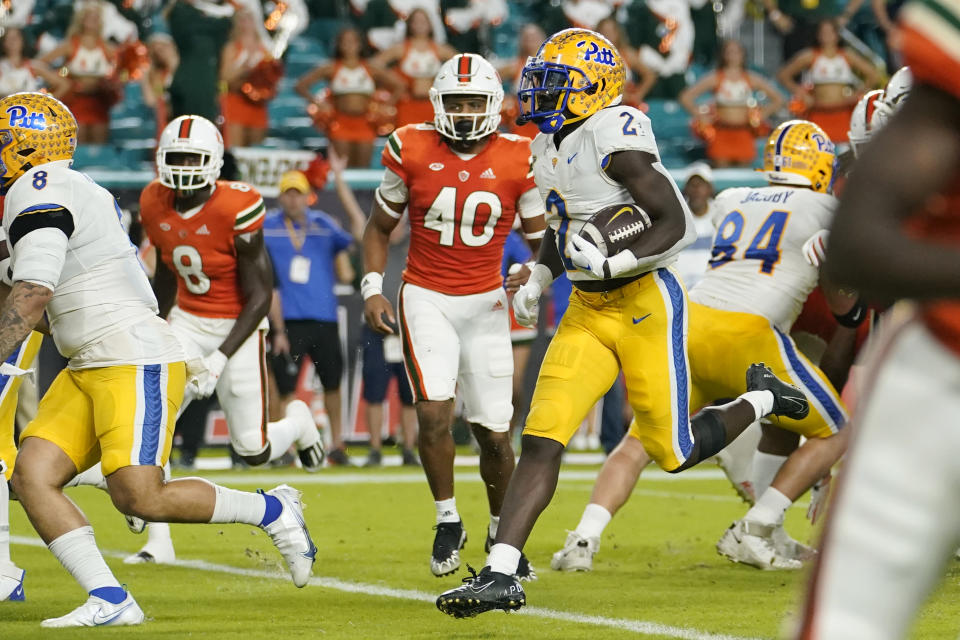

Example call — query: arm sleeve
[517,187,545,220]
[10,227,68,291]
[377,167,409,204]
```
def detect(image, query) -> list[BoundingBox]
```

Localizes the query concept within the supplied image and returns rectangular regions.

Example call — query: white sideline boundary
[10,534,762,640]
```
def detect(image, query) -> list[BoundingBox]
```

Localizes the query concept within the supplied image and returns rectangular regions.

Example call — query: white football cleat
[550,531,599,572]
[41,592,144,628]
[286,400,325,472]
[716,519,803,570]
[0,564,25,601]
[260,485,316,587]
[771,525,816,562]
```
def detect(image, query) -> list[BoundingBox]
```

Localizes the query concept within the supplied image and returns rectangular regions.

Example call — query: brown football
[576,203,652,257]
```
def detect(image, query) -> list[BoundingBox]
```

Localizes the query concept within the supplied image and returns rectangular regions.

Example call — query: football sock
[487,543,521,576]
[64,463,107,491]
[0,477,10,564]
[48,526,122,595]
[751,451,788,497]
[266,417,299,463]
[488,515,500,539]
[210,485,267,526]
[741,390,775,421]
[89,586,127,604]
[435,498,459,525]
[574,503,612,539]
[745,487,792,526]
[260,494,282,527]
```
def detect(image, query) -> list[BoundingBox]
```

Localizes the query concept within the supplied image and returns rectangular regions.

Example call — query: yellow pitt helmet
[763,120,835,194]
[0,92,77,192]
[517,28,625,133]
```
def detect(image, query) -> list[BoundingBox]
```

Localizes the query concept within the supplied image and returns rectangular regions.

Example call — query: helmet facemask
[518,61,596,133]
[431,91,502,142]
[157,148,221,191]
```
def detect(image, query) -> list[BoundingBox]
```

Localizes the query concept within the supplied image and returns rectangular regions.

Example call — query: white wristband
[606,250,640,278]
[360,272,384,300]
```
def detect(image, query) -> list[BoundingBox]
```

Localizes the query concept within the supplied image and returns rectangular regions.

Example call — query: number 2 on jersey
[709,209,790,274]
[172,245,211,294]
[423,186,502,247]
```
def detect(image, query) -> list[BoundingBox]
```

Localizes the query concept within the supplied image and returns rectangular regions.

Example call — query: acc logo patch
[6,106,47,131]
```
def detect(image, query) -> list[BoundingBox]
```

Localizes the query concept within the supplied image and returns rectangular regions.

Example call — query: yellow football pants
[20,361,186,476]
[0,332,43,480]
[524,268,695,471]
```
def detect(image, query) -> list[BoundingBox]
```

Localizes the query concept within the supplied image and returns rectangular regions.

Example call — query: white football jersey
[689,186,836,331]
[530,106,695,283]
[3,160,184,368]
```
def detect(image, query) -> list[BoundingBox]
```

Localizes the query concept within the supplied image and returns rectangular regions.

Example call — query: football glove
[802,230,829,267]
[195,349,228,398]
[568,234,639,279]
[513,264,554,328]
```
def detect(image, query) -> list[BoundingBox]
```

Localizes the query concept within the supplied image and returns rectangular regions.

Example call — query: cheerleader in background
[680,40,785,167]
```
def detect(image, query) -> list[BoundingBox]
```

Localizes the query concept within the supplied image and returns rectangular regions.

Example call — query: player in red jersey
[797,1,960,637]
[127,115,323,564]
[362,53,546,579]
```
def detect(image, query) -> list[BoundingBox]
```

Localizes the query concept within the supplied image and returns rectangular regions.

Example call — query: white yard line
[10,535,763,640]
[195,467,729,486]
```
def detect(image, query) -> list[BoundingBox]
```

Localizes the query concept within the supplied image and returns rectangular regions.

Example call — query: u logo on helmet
[5,106,46,131]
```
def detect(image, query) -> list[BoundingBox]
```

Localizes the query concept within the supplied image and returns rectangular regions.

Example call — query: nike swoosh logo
[471,581,493,594]
[632,314,651,324]
[93,602,133,626]
[567,153,578,164]
[609,206,634,223]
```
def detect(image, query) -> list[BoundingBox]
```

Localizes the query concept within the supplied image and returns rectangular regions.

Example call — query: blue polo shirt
[263,208,353,322]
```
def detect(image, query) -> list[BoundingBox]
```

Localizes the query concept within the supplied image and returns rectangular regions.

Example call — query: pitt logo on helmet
[762,120,835,194]
[6,106,47,131]
[0,92,77,191]
[517,28,626,134]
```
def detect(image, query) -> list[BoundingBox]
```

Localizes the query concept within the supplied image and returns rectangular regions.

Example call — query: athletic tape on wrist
[361,272,384,301]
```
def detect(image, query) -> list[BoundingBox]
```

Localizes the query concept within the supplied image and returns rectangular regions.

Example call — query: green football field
[4,458,959,639]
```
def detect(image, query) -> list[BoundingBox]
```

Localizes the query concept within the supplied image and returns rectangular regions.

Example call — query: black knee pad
[671,409,727,473]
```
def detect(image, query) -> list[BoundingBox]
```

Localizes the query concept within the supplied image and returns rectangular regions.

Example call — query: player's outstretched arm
[605,150,688,268]
[361,199,403,334]
[218,230,273,358]
[826,84,960,300]
[152,251,178,319]
[0,281,51,363]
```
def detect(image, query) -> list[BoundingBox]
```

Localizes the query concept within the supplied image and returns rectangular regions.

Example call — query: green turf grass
[4,464,958,639]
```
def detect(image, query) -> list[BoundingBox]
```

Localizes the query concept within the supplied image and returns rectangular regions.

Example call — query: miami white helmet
[871,66,912,131]
[429,53,503,141]
[156,115,224,190]
[847,89,884,157]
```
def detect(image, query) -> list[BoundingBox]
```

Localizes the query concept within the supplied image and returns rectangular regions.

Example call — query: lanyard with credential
[283,216,308,254]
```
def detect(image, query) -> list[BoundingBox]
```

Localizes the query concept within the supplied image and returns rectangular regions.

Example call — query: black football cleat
[485,534,538,582]
[436,565,526,618]
[431,521,467,577]
[746,363,809,420]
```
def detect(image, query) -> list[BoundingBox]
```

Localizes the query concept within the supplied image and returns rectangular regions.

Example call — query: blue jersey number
[709,209,789,275]
[32,170,48,190]
[546,189,575,270]
[619,111,638,136]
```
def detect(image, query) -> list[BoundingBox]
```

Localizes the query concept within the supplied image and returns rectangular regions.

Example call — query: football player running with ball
[362,54,546,579]
[0,93,315,628]
[436,28,809,618]
[551,121,852,574]
[123,114,325,564]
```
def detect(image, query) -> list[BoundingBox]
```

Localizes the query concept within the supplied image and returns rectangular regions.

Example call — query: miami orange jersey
[899,0,960,354]
[382,124,537,295]
[140,180,266,318]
